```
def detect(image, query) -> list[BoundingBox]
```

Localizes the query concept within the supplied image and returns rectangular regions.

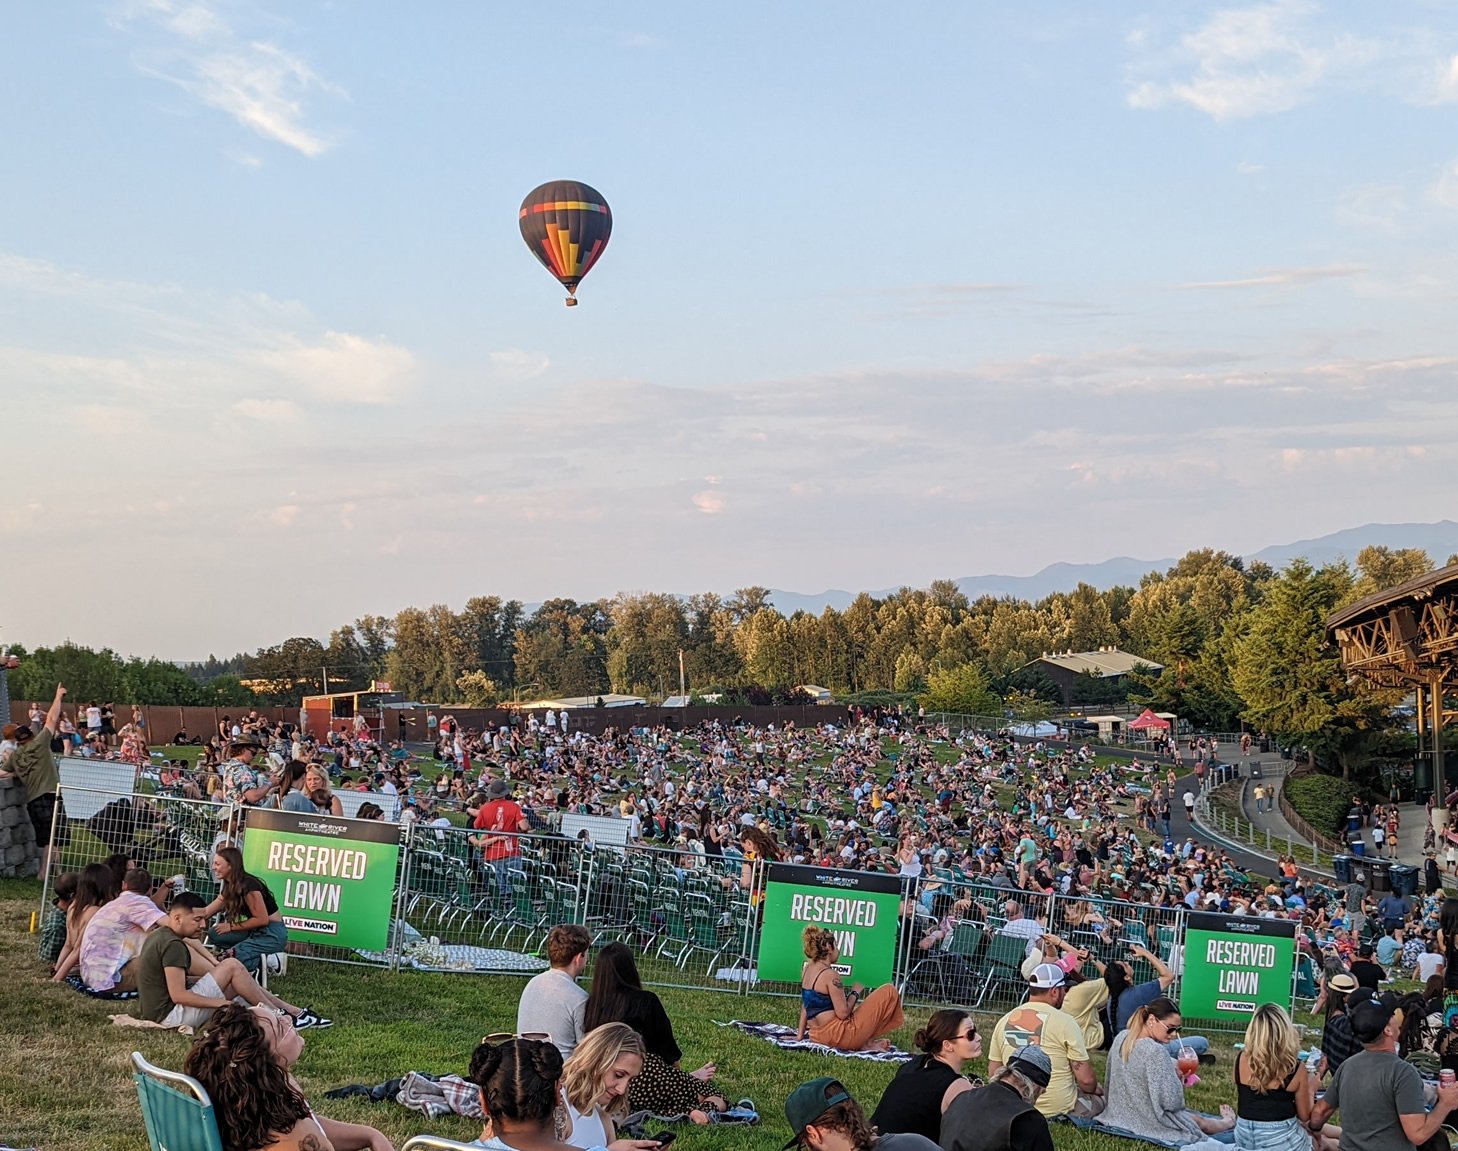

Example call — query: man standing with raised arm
[0,681,67,876]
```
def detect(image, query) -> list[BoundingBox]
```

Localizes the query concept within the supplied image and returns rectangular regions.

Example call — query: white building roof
[517,693,646,710]
[1030,648,1163,678]
[661,693,723,707]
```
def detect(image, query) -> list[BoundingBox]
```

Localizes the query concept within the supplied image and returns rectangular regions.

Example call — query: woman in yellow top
[726,826,780,908]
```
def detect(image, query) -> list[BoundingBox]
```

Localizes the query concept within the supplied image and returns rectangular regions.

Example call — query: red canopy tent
[1127,708,1170,731]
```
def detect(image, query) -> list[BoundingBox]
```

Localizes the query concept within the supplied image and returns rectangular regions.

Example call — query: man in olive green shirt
[136,894,330,1031]
[0,683,66,875]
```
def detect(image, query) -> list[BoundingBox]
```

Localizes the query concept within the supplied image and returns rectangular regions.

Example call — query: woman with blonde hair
[1097,997,1235,1146]
[304,761,344,816]
[796,924,904,1053]
[1235,1003,1338,1151]
[560,1024,658,1151]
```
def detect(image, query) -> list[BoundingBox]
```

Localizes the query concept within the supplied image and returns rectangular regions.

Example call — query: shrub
[1283,771,1375,835]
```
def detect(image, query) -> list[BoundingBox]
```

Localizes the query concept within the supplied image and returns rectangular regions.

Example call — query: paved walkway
[1171,757,1297,877]
[1236,758,1319,858]
[1249,760,1444,867]
[1333,800,1437,868]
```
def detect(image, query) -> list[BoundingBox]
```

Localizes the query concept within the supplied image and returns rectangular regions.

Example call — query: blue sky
[5,1,1458,657]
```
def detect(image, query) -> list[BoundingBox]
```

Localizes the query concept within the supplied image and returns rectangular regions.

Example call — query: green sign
[759,863,904,986]
[243,809,401,952]
[1180,911,1296,1020]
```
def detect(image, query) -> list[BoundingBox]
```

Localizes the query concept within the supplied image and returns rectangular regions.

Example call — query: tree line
[7,544,1451,780]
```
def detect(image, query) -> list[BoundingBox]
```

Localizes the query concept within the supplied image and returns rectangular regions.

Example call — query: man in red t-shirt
[470,778,526,908]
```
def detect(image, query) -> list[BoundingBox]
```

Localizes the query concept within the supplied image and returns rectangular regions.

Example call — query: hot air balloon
[519,180,612,306]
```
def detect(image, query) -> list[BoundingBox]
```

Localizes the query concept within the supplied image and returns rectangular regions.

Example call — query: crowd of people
[17,685,1458,1151]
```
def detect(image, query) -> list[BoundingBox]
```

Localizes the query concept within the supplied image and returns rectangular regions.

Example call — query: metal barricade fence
[45,785,243,913]
[389,826,760,991]
[388,823,572,976]
[576,838,759,992]
[40,791,1215,1014]
[894,877,1189,1017]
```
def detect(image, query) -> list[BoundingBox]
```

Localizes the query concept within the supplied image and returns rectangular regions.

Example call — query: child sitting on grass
[39,871,77,968]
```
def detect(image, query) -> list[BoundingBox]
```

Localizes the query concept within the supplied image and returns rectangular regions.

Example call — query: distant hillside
[767,520,1458,614]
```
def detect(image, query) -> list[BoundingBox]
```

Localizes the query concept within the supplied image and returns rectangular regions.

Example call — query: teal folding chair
[403,1136,482,1151]
[132,1050,224,1151]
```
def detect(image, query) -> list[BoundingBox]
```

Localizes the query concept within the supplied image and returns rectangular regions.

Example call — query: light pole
[512,682,543,705]
[0,651,15,727]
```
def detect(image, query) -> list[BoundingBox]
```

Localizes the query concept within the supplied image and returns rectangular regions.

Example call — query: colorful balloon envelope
[519,180,612,306]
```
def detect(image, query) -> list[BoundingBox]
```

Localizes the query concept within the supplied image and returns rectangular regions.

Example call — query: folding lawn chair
[132,1050,224,1151]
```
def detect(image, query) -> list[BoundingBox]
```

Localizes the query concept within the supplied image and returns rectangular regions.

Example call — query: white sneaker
[266,952,288,975]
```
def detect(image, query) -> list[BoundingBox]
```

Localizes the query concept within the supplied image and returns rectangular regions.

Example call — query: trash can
[1333,854,1352,884]
[1371,859,1392,893]
[1260,737,1272,754]
[1391,864,1419,898]
[1351,860,1370,888]
[1351,839,1366,858]
[1251,762,1263,779]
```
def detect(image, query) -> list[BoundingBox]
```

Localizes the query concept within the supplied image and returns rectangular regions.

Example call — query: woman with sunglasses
[1096,998,1235,1146]
[870,1009,982,1141]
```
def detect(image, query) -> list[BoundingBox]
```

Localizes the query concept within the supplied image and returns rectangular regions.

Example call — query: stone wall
[0,776,40,878]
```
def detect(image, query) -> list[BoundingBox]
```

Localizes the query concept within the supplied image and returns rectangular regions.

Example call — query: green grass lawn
[2,876,1262,1151]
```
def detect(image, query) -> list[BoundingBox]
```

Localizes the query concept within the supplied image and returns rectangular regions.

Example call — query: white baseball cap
[1028,963,1067,989]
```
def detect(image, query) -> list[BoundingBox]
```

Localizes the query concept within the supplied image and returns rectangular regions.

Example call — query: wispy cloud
[1417,52,1458,104]
[257,332,416,404]
[1184,263,1367,289]
[1125,0,1387,120]
[233,397,302,424]
[1430,159,1458,210]
[115,0,343,157]
[1336,184,1409,231]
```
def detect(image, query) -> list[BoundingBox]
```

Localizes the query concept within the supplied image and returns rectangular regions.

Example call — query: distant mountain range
[766,520,1458,615]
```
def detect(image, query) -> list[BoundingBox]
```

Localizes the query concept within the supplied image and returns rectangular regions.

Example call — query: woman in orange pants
[797,925,905,1052]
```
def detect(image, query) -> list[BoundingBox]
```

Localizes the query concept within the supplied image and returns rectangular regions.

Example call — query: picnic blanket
[335,1071,760,1127]
[354,942,550,974]
[716,1020,912,1063]
[67,972,137,1000]
[1057,1112,1225,1149]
